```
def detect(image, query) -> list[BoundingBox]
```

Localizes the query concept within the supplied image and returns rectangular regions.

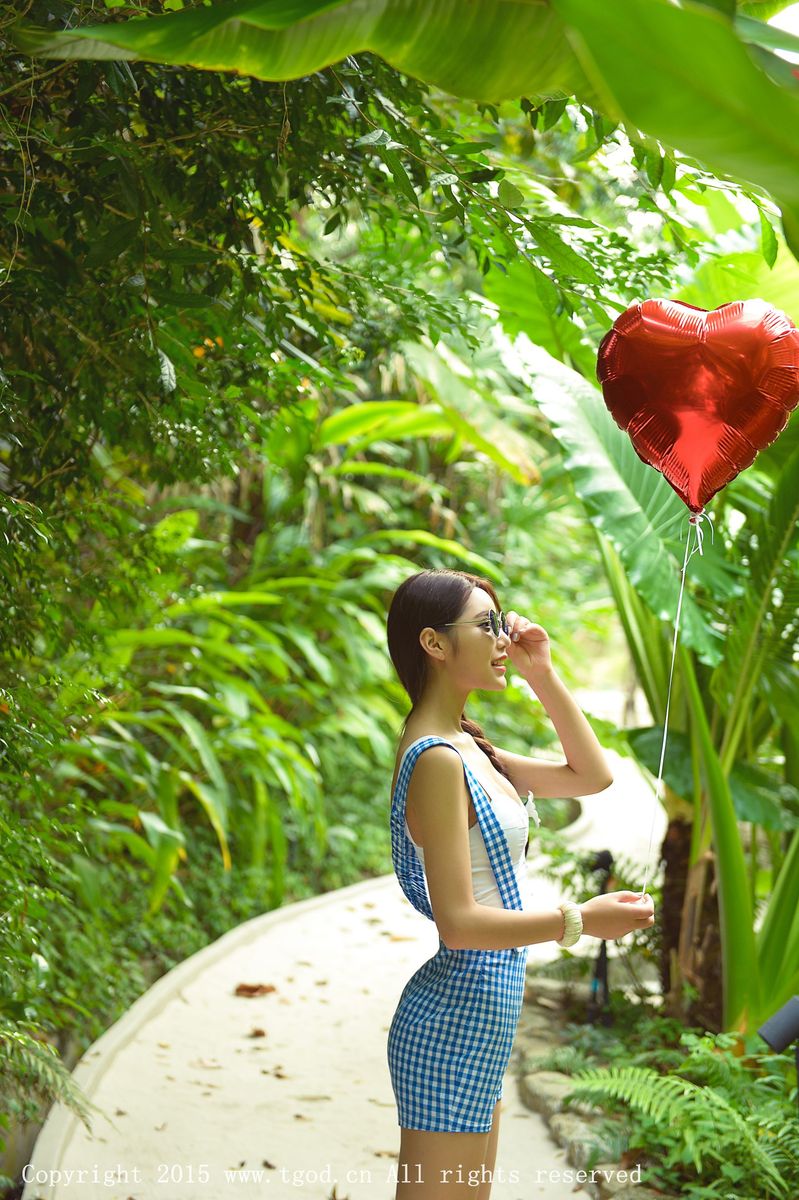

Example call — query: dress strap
[389,736,524,933]
[460,752,524,919]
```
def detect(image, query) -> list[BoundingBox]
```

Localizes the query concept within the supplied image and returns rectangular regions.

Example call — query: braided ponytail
[461,715,530,859]
[460,715,510,782]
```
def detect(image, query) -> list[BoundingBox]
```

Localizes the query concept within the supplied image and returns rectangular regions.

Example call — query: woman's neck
[408,676,471,737]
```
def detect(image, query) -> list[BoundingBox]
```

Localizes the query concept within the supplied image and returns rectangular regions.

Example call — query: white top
[401,744,539,910]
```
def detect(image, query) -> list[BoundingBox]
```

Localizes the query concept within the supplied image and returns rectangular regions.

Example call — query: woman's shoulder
[395,729,473,765]
[391,730,471,794]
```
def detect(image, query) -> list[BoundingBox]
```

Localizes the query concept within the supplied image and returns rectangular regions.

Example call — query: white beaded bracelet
[556,901,583,948]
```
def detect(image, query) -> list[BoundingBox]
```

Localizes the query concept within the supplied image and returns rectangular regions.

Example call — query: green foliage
[526,993,799,1198]
[16,0,799,255]
[1,38,473,507]
[550,0,799,257]
[488,306,799,1028]
[563,994,694,1069]
[566,1031,799,1199]
[4,0,797,1177]
[0,1019,101,1191]
[534,830,665,1003]
[713,443,799,770]
[526,1042,595,1077]
[521,342,726,664]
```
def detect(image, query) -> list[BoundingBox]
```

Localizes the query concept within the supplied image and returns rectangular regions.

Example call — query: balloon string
[638,509,710,899]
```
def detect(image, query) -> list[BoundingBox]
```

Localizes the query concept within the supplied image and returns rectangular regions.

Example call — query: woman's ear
[419,627,447,661]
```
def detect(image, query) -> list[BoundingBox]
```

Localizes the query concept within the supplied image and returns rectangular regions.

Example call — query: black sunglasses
[437,609,510,639]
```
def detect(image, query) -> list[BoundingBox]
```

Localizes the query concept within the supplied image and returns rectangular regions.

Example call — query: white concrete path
[22,693,664,1200]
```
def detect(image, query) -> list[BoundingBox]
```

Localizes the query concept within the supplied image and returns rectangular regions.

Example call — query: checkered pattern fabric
[387,736,529,1132]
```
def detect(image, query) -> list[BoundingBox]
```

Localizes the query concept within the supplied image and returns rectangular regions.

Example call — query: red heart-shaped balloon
[596,298,799,512]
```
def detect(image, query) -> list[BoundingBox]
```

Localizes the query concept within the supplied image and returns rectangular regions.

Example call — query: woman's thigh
[395,1112,497,1198]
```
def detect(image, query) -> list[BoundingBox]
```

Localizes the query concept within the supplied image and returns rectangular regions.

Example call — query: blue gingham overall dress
[386,735,529,1133]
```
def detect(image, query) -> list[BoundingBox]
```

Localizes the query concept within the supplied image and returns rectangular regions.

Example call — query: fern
[582,1117,630,1168]
[566,1064,789,1197]
[677,1031,760,1108]
[525,1044,596,1075]
[761,1108,799,1182]
[0,1018,102,1135]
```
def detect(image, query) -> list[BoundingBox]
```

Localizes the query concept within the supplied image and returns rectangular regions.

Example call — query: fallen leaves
[235,982,277,997]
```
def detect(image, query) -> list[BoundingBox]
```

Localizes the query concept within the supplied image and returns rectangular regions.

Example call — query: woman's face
[440,586,512,692]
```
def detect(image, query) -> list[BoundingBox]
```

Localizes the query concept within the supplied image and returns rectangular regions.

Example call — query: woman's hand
[505,610,552,679]
[579,891,655,940]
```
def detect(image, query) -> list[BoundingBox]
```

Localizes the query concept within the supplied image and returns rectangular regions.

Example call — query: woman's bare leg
[476,1099,501,1200]
[395,1109,498,1198]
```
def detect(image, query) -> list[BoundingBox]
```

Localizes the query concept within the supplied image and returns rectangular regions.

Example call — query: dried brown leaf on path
[235,982,277,996]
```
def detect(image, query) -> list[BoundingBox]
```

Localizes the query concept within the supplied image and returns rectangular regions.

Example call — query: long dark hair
[386,567,514,790]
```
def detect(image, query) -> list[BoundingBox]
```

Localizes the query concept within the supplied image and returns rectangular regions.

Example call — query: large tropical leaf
[550,0,799,257]
[499,331,726,664]
[676,245,799,325]
[160,701,232,807]
[678,645,761,1032]
[482,258,600,379]
[11,1,591,103]
[401,341,542,485]
[593,530,670,721]
[629,726,799,831]
[14,0,799,257]
[713,443,799,771]
[739,0,799,18]
[757,828,799,1011]
[353,528,503,580]
[319,387,539,484]
[160,590,282,617]
[318,401,452,447]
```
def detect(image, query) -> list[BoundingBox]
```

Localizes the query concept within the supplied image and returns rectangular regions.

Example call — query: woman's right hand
[579,891,655,939]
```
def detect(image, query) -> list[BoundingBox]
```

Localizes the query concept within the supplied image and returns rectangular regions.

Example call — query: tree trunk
[661,820,724,1032]
[659,815,691,1001]
[673,849,724,1032]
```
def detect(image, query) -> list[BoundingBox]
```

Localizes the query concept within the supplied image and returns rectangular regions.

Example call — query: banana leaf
[14,0,799,257]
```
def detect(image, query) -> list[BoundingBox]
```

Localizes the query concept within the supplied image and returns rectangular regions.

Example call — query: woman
[385,568,655,1198]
